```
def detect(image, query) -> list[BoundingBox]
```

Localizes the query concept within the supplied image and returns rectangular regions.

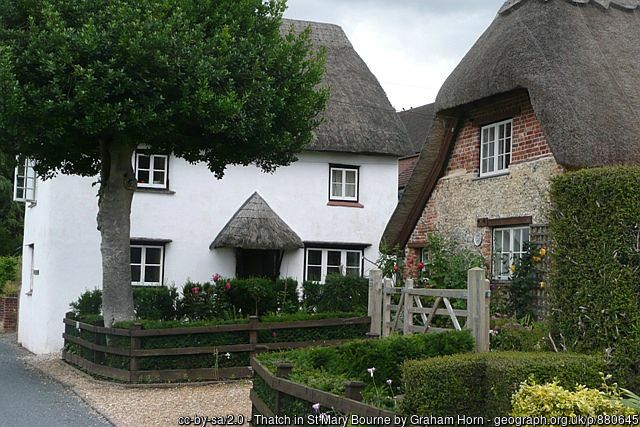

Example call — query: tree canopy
[0,0,328,178]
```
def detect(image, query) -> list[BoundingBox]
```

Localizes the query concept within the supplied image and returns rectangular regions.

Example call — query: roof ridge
[499,0,640,14]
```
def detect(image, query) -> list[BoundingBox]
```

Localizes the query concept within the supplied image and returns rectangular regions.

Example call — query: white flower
[367,367,376,377]
[320,413,331,423]
[386,379,392,386]
[312,403,320,412]
[224,352,231,359]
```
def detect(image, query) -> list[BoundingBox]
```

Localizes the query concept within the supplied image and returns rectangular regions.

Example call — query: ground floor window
[131,244,164,286]
[492,226,530,280]
[305,247,363,283]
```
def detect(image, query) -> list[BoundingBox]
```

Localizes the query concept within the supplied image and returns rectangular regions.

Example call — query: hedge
[0,256,19,295]
[401,352,605,419]
[302,274,368,313]
[549,166,640,390]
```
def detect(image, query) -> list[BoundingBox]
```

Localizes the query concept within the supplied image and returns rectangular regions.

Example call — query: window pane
[345,183,356,198]
[346,252,360,268]
[153,156,166,170]
[498,155,504,170]
[145,266,160,283]
[513,230,521,253]
[489,126,495,142]
[494,230,502,253]
[307,266,321,282]
[499,123,505,140]
[327,251,341,266]
[137,170,149,184]
[345,170,356,184]
[145,247,162,265]
[503,231,510,252]
[137,154,150,169]
[522,228,530,246]
[332,183,342,197]
[331,169,342,185]
[505,122,512,138]
[131,247,142,264]
[481,158,488,174]
[153,171,165,185]
[308,250,322,266]
[131,265,141,282]
[500,254,510,276]
[15,188,24,199]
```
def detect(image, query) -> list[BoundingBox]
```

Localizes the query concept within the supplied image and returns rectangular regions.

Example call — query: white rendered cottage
[15,19,409,354]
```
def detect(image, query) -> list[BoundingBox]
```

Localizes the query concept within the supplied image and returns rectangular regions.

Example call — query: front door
[235,249,281,279]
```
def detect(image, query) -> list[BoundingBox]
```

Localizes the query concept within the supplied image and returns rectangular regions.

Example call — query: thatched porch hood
[382,0,640,248]
[210,192,303,250]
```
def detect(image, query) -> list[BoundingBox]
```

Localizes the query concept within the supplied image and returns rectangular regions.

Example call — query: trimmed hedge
[549,166,640,390]
[302,274,368,313]
[401,352,605,419]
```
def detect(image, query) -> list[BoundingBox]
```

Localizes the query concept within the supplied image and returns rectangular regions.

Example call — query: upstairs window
[131,244,164,286]
[480,119,512,177]
[492,226,529,280]
[305,247,362,283]
[14,158,36,202]
[135,153,168,189]
[329,165,359,202]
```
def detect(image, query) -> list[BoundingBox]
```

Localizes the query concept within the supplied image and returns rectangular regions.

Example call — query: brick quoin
[409,92,553,247]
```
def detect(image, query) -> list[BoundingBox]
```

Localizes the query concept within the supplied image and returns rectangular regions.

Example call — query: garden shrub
[301,280,322,310]
[511,381,638,423]
[0,256,18,295]
[509,243,547,319]
[257,330,474,410]
[419,234,485,289]
[179,282,224,320]
[133,286,179,320]
[490,318,554,352]
[70,289,102,317]
[316,274,368,313]
[401,352,604,419]
[549,166,640,389]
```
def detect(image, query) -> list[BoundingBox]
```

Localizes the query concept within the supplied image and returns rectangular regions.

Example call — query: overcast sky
[284,0,506,111]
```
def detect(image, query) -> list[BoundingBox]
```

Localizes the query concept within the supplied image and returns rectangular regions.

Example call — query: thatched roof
[283,19,409,156]
[397,103,435,156]
[382,0,640,248]
[210,192,303,250]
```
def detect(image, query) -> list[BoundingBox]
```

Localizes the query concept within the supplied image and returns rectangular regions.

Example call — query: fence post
[403,279,414,335]
[368,269,382,337]
[344,381,366,402]
[467,268,490,352]
[129,323,143,383]
[275,363,293,413]
[382,278,392,337]
[249,315,259,356]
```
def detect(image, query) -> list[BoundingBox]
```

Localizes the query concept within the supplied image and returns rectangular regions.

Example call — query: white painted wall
[17,151,398,354]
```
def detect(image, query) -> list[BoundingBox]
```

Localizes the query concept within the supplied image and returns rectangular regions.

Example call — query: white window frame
[135,153,168,189]
[131,244,164,286]
[13,158,37,202]
[329,166,359,202]
[305,247,362,283]
[492,226,530,280]
[480,119,513,177]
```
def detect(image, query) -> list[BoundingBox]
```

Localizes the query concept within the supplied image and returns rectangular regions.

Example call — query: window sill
[136,187,175,195]
[25,290,33,296]
[327,201,364,208]
[472,171,510,181]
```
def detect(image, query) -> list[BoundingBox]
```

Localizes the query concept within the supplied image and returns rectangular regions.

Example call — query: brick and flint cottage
[382,0,640,281]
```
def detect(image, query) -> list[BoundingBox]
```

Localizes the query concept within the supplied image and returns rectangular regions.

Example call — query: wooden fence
[367,268,491,352]
[62,314,370,383]
[250,358,400,427]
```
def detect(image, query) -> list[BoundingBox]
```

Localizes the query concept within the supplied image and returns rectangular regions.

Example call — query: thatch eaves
[397,103,435,157]
[283,19,409,157]
[382,0,640,249]
[211,192,303,250]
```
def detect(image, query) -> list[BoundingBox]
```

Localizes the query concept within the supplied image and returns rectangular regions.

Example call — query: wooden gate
[368,268,491,352]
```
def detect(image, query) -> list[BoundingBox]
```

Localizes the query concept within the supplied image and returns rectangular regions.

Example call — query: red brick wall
[0,297,18,332]
[445,92,551,176]
[399,155,419,189]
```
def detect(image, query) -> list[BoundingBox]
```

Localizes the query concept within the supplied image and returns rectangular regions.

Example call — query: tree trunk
[97,139,136,327]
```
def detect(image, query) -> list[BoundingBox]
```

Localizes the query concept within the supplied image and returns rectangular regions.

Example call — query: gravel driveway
[7,335,252,427]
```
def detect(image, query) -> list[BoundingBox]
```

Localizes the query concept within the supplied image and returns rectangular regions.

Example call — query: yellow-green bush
[511,381,638,426]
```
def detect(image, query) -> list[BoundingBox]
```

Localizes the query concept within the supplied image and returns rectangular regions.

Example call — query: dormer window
[135,153,168,189]
[14,158,36,202]
[480,119,512,177]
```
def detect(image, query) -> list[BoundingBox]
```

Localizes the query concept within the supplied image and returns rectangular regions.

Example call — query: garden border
[62,314,371,383]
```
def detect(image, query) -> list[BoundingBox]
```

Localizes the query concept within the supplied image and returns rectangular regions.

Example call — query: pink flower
[417,262,425,270]
[393,264,398,273]
[272,331,277,337]
[212,274,220,282]
[191,287,200,295]
[312,403,320,412]
[225,280,231,290]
